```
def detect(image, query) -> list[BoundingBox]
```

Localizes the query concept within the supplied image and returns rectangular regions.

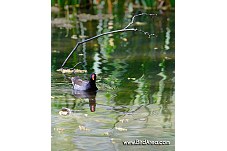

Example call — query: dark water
[51,4,175,151]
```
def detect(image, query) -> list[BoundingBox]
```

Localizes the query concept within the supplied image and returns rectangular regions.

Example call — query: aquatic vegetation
[56,68,87,74]
[76,13,114,22]
[115,127,127,132]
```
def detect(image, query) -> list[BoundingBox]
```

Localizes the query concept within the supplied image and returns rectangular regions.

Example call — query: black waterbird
[71,73,98,91]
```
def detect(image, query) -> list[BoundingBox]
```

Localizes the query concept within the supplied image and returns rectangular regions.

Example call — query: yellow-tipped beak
[92,75,95,80]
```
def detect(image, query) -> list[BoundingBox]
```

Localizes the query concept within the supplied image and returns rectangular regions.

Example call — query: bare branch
[61,13,157,69]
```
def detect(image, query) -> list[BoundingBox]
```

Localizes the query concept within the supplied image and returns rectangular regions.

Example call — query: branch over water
[61,13,157,69]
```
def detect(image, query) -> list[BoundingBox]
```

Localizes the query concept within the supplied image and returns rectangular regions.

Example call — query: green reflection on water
[51,3,175,151]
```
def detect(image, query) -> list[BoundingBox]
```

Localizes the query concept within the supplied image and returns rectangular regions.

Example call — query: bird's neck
[89,79,95,84]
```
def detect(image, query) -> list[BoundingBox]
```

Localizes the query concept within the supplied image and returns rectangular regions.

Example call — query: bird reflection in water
[72,90,97,112]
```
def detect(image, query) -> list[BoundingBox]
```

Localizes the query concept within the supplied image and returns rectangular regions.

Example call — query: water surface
[51,4,175,151]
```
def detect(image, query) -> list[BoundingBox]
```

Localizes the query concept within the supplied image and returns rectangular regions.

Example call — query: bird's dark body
[71,73,98,91]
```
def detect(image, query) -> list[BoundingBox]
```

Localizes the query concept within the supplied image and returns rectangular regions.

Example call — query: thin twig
[61,13,157,69]
[124,13,157,29]
[72,62,82,69]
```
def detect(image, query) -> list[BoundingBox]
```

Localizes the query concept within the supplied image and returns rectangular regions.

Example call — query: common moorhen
[71,73,98,91]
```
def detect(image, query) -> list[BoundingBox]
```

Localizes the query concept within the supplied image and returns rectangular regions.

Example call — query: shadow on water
[51,1,175,151]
